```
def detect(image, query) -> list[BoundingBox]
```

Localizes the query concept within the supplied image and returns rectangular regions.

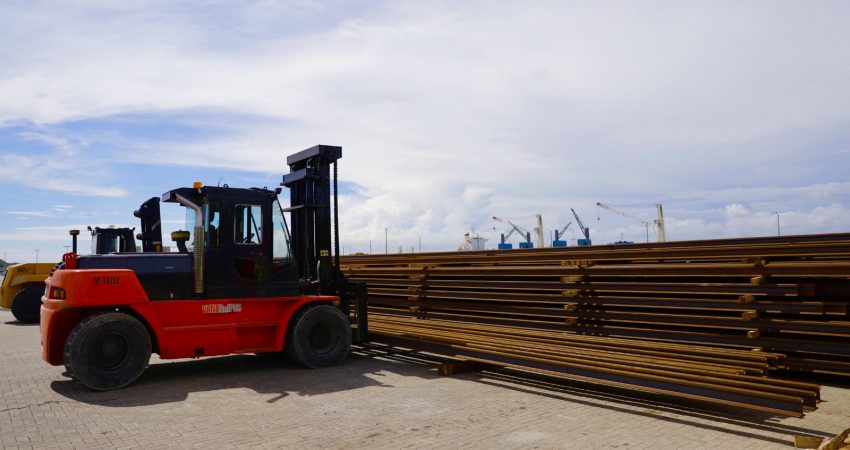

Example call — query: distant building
[457,233,488,251]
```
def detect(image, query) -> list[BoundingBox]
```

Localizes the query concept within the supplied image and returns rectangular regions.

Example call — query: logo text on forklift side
[92,276,119,285]
[202,303,242,314]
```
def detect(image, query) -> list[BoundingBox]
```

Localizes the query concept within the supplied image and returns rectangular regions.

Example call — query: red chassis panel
[40,269,338,366]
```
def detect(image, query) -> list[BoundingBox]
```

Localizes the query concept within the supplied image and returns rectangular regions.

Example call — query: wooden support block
[562,275,587,283]
[738,295,756,304]
[747,330,761,339]
[741,310,759,320]
[564,260,593,267]
[793,435,824,449]
[564,304,579,311]
[743,257,767,267]
[410,306,421,313]
[565,318,579,326]
[437,360,497,376]
[408,295,421,302]
[750,276,769,286]
[561,290,581,298]
[819,426,850,450]
[409,275,427,281]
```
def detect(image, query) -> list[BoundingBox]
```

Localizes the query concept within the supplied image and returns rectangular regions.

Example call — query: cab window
[205,201,221,248]
[272,199,292,259]
[234,205,262,245]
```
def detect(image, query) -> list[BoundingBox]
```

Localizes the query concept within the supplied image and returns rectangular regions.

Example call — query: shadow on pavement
[50,341,838,446]
[4,320,38,326]
[50,350,440,407]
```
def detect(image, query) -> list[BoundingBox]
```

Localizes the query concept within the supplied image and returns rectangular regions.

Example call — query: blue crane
[571,208,592,246]
[492,216,533,250]
[552,221,572,247]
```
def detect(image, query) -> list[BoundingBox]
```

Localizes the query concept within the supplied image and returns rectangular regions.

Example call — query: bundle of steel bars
[339,233,850,415]
[371,315,820,417]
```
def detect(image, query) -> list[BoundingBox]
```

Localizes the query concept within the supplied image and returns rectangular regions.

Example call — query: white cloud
[0,1,849,252]
[724,203,749,218]
[0,152,129,198]
[8,211,53,218]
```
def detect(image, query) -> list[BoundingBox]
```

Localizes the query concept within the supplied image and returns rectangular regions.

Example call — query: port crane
[552,222,572,247]
[493,215,544,249]
[571,208,592,246]
[596,202,666,242]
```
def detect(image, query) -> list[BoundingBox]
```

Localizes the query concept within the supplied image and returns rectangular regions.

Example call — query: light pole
[418,236,421,253]
[774,212,781,236]
[34,249,40,264]
[385,228,388,254]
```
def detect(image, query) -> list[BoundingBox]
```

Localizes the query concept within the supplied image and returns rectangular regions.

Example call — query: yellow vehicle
[0,263,54,323]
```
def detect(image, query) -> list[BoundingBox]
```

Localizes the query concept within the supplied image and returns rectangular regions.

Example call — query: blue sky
[1,0,849,262]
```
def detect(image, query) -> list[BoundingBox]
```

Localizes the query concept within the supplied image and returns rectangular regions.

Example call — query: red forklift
[40,145,368,390]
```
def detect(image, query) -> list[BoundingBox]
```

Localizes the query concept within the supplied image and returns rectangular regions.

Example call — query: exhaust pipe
[69,229,80,254]
[174,194,205,297]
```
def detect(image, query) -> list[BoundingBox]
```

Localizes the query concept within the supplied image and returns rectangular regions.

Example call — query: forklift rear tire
[11,284,44,324]
[285,304,351,369]
[64,312,151,391]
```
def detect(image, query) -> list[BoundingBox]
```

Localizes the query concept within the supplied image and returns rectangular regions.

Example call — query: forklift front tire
[285,304,351,369]
[64,312,151,391]
[11,284,44,324]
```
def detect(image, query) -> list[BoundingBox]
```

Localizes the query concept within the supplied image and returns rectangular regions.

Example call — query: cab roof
[161,186,278,204]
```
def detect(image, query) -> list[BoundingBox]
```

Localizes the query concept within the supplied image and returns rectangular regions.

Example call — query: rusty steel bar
[369,315,819,417]
[347,233,850,381]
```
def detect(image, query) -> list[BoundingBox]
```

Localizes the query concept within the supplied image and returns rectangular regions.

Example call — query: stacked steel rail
[342,232,850,376]
[370,315,820,417]
[339,233,850,415]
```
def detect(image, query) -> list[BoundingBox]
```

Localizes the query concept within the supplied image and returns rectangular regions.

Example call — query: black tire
[64,312,151,391]
[11,284,44,323]
[284,304,351,369]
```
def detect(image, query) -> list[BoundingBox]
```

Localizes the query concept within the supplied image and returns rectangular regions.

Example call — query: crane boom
[557,221,572,237]
[493,216,533,248]
[596,202,666,243]
[570,208,591,245]
[553,221,572,247]
[596,202,648,224]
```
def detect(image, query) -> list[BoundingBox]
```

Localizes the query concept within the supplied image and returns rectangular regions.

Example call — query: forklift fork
[339,281,368,343]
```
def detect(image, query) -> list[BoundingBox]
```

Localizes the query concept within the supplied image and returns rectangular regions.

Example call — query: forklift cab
[88,227,138,254]
[155,145,366,340]
[162,185,300,299]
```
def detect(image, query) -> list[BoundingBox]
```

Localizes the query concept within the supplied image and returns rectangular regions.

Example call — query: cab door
[204,199,270,298]
[231,203,269,287]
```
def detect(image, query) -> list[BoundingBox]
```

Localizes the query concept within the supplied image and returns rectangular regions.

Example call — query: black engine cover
[76,253,193,300]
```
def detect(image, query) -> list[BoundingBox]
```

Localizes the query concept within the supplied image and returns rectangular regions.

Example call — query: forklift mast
[281,145,341,292]
[281,145,368,341]
[134,197,163,252]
